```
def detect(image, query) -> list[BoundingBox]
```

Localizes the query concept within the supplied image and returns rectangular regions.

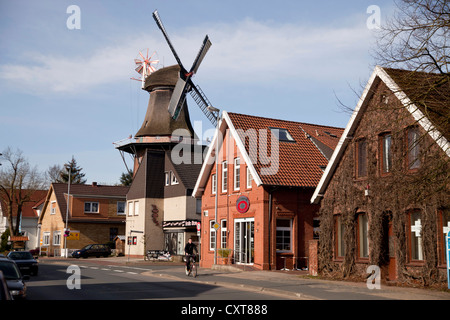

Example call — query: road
[25,260,288,300]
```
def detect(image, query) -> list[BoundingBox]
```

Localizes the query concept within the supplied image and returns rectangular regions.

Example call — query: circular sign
[236,195,250,213]
[197,222,201,231]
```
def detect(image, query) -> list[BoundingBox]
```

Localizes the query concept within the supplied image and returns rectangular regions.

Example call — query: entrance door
[387,220,397,281]
[381,213,396,281]
[234,218,254,264]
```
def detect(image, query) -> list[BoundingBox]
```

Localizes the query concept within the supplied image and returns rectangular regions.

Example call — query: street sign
[197,222,201,231]
[213,222,220,231]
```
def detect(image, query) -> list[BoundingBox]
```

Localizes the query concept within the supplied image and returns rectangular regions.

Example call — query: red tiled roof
[0,190,47,218]
[227,112,344,187]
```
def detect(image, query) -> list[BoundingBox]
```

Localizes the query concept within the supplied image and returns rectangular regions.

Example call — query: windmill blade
[189,35,212,75]
[168,77,190,120]
[189,82,218,126]
[152,10,185,71]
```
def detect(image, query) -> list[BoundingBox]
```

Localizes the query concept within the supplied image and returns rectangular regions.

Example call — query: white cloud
[0,18,374,95]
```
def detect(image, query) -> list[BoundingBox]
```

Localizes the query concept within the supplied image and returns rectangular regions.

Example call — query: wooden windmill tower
[114,10,219,257]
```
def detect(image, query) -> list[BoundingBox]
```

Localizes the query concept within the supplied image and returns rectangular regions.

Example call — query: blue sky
[0,0,395,184]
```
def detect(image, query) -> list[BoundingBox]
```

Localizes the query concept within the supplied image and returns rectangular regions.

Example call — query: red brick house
[311,66,449,286]
[193,112,343,270]
[38,183,129,256]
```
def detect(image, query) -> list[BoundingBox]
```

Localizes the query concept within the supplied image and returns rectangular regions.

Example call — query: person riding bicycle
[184,238,197,275]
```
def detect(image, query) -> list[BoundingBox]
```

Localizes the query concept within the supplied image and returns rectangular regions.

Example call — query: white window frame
[246,166,253,189]
[222,161,227,192]
[128,201,134,216]
[134,200,140,216]
[164,172,170,186]
[210,220,216,251]
[221,219,227,249]
[276,219,292,253]
[211,174,217,194]
[170,171,179,185]
[50,201,56,215]
[117,201,126,215]
[53,231,61,246]
[43,232,50,246]
[234,157,240,191]
[84,202,99,213]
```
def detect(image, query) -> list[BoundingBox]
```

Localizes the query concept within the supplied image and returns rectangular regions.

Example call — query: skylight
[269,127,295,142]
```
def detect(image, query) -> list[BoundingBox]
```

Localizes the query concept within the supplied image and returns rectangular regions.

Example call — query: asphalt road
[25,261,289,300]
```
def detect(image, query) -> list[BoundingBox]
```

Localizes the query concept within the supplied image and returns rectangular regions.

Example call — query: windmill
[152,10,219,126]
[131,49,159,88]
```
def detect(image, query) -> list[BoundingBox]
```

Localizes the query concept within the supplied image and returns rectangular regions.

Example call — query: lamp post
[63,167,71,258]
[207,106,220,266]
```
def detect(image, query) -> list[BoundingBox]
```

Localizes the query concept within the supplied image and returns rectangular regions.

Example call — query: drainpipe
[268,190,272,270]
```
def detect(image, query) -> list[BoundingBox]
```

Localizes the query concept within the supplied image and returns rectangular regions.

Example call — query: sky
[0,0,396,185]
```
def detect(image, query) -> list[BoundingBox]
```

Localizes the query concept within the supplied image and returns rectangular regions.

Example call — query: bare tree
[373,0,449,74]
[45,164,63,184]
[0,147,46,236]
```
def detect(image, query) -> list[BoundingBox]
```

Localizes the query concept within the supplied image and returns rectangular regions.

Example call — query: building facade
[311,66,450,286]
[38,183,128,256]
[193,112,343,270]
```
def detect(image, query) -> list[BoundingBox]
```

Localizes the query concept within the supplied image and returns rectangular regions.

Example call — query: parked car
[0,271,13,300]
[0,257,28,299]
[7,251,39,276]
[72,244,111,258]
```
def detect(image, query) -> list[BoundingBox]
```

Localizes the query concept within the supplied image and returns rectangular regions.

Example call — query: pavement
[41,256,450,300]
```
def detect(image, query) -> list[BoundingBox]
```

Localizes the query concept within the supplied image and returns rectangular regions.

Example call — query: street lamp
[207,106,220,266]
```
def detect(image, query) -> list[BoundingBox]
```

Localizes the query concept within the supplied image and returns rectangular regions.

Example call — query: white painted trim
[311,66,450,204]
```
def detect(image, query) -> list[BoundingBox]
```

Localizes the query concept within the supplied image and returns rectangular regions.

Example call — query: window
[313,217,320,240]
[335,215,345,258]
[196,198,202,214]
[210,220,216,250]
[50,201,56,215]
[270,127,295,142]
[407,126,421,170]
[356,138,368,178]
[410,210,423,261]
[128,201,134,216]
[84,202,99,213]
[43,232,50,246]
[358,213,369,258]
[134,200,139,216]
[234,158,240,190]
[380,133,392,174]
[53,231,61,246]
[221,220,227,249]
[222,161,228,192]
[117,201,126,215]
[170,171,178,185]
[211,174,216,194]
[246,167,253,189]
[164,172,170,186]
[276,219,292,252]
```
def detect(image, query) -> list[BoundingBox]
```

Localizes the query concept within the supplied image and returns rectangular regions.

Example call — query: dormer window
[269,127,295,142]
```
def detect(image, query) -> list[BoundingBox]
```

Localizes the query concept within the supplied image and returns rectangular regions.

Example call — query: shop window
[276,219,292,252]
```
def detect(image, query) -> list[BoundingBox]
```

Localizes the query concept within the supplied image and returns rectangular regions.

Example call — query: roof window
[269,127,295,142]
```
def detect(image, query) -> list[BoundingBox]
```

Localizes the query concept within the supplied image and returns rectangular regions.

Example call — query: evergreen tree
[119,170,133,186]
[58,156,87,184]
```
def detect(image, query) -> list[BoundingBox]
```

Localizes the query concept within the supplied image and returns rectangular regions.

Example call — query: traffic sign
[197,222,201,231]
[213,222,220,230]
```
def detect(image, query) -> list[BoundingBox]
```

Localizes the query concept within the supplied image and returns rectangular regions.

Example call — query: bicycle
[185,254,197,278]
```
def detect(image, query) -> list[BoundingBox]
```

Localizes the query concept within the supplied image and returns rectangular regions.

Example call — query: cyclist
[184,238,197,275]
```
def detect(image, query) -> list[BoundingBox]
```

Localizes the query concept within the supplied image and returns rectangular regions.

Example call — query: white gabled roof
[311,66,450,204]
[192,111,262,198]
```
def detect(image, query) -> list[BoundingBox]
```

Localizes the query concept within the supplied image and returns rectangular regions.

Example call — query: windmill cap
[143,65,180,92]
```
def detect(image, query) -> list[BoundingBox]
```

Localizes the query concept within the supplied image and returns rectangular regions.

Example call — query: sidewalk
[43,256,450,300]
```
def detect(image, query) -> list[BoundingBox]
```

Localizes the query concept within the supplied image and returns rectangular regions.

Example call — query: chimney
[92,182,97,187]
